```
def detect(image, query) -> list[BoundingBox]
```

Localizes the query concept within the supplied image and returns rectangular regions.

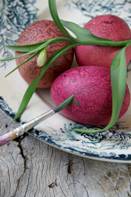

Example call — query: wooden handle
[0,131,17,146]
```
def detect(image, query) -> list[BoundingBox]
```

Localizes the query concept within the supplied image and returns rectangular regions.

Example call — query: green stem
[5,52,38,77]
[74,128,105,135]
[48,0,69,36]
[77,39,131,47]
[5,36,73,77]
[7,43,45,53]
[54,95,74,112]
[15,43,77,119]
[62,20,131,47]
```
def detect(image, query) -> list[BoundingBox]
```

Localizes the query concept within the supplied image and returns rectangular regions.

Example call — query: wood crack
[13,136,27,197]
[67,157,73,174]
[16,137,27,173]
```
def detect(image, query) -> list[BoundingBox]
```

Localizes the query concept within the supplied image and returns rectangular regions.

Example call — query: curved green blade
[48,0,69,36]
[75,46,128,134]
[62,20,131,47]
[15,43,77,119]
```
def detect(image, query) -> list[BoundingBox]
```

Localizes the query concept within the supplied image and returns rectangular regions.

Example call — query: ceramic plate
[0,0,131,163]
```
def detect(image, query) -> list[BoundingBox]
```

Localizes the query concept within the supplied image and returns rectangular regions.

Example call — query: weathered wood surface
[0,109,131,197]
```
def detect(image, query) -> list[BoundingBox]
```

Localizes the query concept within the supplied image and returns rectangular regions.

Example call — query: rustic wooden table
[0,108,131,197]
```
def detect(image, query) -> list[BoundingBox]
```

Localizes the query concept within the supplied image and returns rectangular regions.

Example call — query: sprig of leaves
[1,0,131,127]
[0,42,45,62]
[75,46,128,134]
[48,0,131,47]
[3,36,73,77]
[15,43,77,119]
[62,20,131,47]
[7,36,72,52]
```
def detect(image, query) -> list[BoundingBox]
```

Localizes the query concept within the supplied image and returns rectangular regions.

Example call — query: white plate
[0,0,131,163]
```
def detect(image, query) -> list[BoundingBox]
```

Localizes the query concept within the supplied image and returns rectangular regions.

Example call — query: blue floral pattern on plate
[0,0,37,68]
[68,0,131,25]
[0,0,131,163]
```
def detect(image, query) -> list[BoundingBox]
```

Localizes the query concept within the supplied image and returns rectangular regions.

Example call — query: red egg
[75,15,131,67]
[16,20,74,88]
[51,66,130,126]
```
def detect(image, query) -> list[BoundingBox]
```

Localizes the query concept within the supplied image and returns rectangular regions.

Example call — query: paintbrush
[0,96,74,146]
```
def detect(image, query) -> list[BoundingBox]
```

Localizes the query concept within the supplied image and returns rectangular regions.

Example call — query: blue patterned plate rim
[1,0,131,163]
[0,97,131,163]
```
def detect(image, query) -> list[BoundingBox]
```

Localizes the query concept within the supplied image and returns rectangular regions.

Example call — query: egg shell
[51,66,130,126]
[75,15,131,68]
[16,20,74,88]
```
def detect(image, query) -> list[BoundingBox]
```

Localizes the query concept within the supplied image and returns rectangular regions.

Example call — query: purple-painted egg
[51,66,130,126]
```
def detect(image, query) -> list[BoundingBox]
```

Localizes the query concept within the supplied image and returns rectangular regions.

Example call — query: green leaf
[0,54,26,62]
[54,95,74,112]
[104,47,127,130]
[15,43,77,119]
[8,43,42,53]
[62,20,131,47]
[0,42,46,62]
[4,37,71,61]
[74,128,103,135]
[62,20,94,41]
[5,53,38,77]
[75,46,128,134]
[48,0,70,36]
[14,73,44,120]
[4,37,72,77]
[7,36,71,52]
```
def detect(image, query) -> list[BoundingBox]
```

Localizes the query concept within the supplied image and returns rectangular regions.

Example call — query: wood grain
[0,109,131,197]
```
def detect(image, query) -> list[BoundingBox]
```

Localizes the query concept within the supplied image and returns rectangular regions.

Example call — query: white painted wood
[0,109,131,197]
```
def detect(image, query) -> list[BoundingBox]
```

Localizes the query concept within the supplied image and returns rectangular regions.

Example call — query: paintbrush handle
[0,109,55,146]
[0,95,74,146]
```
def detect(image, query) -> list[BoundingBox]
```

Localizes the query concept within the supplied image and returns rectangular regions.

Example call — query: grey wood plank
[0,109,131,197]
